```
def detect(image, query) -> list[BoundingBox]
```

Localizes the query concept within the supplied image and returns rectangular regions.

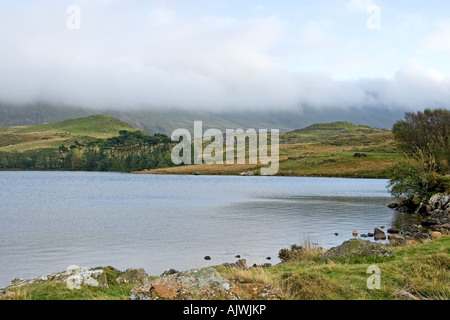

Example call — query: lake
[0,171,410,287]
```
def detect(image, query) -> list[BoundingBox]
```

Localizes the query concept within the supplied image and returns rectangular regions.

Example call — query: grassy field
[216,236,450,300]
[137,121,401,178]
[0,114,141,152]
[2,236,448,300]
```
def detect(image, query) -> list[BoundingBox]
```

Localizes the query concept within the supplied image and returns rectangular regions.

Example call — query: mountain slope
[0,101,412,135]
[0,114,141,152]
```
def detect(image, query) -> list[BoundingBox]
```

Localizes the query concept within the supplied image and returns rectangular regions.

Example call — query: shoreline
[1,234,448,300]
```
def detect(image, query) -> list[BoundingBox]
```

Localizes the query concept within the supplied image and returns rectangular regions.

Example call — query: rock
[367,232,374,237]
[266,257,271,260]
[353,153,367,158]
[373,228,386,241]
[431,231,442,240]
[130,267,240,300]
[387,203,399,209]
[5,266,112,290]
[235,255,241,258]
[116,268,148,285]
[66,268,108,290]
[161,269,179,277]
[319,239,393,260]
[429,193,450,210]
[204,256,211,260]
[387,228,399,234]
[388,234,405,242]
[130,266,283,301]
[421,219,438,226]
[334,233,339,236]
[360,234,368,238]
[394,289,421,300]
[352,230,358,237]
[222,259,248,270]
[0,289,16,300]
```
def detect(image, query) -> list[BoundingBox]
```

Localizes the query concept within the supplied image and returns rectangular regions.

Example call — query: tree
[392,108,449,173]
[389,108,450,200]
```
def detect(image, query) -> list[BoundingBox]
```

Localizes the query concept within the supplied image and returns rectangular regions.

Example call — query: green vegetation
[388,108,450,200]
[217,236,450,300]
[144,121,400,178]
[0,115,174,172]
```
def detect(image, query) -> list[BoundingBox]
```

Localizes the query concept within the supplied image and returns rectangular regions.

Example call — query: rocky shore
[384,193,450,243]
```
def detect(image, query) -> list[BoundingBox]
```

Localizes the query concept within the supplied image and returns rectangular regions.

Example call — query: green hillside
[0,114,142,152]
[140,121,401,178]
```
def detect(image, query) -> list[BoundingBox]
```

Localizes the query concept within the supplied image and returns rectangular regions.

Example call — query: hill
[0,114,140,152]
[139,121,400,178]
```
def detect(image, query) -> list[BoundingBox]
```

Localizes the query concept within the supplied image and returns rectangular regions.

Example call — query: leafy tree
[389,108,450,200]
[392,108,449,173]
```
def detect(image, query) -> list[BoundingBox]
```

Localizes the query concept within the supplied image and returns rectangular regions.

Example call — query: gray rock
[222,259,248,270]
[429,193,450,210]
[4,266,113,290]
[374,228,386,240]
[130,267,240,300]
[387,228,399,234]
[116,268,148,285]
[319,238,393,260]
[161,269,179,277]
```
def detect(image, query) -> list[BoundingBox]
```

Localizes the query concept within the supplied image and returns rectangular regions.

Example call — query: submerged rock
[319,238,393,260]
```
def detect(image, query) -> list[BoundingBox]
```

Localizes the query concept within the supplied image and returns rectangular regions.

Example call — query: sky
[0,0,449,111]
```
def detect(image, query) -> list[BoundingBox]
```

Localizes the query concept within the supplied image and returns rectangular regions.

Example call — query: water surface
[0,171,403,287]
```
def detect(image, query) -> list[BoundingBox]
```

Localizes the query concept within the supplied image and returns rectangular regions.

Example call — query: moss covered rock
[319,238,393,260]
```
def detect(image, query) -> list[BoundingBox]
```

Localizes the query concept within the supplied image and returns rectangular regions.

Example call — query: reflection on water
[0,171,400,287]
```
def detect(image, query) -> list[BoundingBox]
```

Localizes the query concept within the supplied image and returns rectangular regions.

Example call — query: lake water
[0,171,410,287]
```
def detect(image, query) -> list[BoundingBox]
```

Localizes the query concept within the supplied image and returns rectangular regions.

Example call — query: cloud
[422,19,450,52]
[0,1,448,112]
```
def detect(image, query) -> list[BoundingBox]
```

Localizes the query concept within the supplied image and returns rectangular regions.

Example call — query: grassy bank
[2,236,448,300]
[136,121,400,178]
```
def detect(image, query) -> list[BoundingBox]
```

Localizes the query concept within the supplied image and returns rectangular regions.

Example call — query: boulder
[429,194,450,210]
[222,259,248,270]
[66,268,108,290]
[373,228,386,241]
[130,267,283,300]
[431,231,442,240]
[3,266,121,291]
[116,268,148,285]
[387,203,399,209]
[387,228,399,234]
[388,234,405,242]
[319,239,393,260]
[130,267,240,300]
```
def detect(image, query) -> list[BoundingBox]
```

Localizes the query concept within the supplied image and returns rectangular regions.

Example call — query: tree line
[0,130,175,172]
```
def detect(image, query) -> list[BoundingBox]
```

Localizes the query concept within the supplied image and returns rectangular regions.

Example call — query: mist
[0,1,449,112]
